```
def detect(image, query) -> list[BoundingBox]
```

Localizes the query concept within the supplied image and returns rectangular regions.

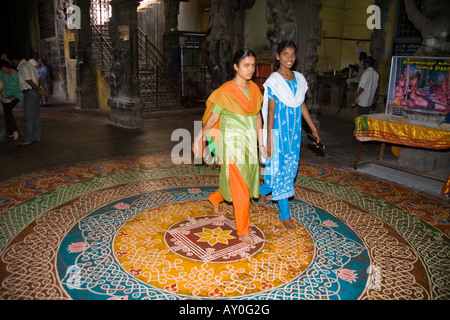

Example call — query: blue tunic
[264,77,302,200]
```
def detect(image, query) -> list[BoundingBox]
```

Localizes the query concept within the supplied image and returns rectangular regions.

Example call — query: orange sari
[202,80,262,124]
[203,80,262,236]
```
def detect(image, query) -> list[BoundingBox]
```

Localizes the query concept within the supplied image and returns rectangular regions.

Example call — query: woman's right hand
[261,142,273,161]
[259,145,267,158]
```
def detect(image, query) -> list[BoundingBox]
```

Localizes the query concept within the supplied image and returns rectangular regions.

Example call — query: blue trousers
[259,183,290,220]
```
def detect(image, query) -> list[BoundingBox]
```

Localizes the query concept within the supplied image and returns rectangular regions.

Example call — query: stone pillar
[205,0,240,90]
[370,0,394,95]
[265,0,322,129]
[77,0,98,109]
[294,0,321,129]
[108,0,143,128]
[164,0,189,32]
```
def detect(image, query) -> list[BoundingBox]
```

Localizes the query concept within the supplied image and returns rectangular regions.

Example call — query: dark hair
[359,52,367,59]
[364,57,374,67]
[233,48,256,67]
[275,40,297,69]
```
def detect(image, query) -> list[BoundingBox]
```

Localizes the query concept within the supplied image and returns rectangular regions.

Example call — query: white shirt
[17,59,39,91]
[357,67,379,107]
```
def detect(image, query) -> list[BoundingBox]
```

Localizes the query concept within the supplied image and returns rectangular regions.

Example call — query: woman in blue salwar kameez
[259,41,321,229]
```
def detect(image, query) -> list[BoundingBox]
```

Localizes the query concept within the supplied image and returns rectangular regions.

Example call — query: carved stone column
[108,0,143,128]
[76,0,98,109]
[205,0,256,91]
[293,0,321,127]
[205,0,240,90]
[265,0,322,128]
[164,0,189,32]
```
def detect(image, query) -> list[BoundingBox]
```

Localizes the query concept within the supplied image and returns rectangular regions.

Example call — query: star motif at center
[195,227,235,246]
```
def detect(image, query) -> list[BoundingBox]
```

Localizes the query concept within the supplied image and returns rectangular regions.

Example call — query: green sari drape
[203,81,263,201]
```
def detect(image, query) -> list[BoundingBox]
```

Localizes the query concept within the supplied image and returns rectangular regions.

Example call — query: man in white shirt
[351,57,379,115]
[8,52,47,145]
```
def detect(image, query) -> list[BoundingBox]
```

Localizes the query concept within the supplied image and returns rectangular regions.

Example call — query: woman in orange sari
[192,48,264,244]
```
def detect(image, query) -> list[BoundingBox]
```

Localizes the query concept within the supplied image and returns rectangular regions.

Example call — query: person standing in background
[36,58,52,105]
[8,51,47,145]
[0,59,24,141]
[351,57,379,115]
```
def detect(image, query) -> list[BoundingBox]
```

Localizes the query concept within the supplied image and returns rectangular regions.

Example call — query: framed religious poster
[386,56,449,124]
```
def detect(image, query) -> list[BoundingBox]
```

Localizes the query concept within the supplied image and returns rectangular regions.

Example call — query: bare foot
[260,194,269,208]
[239,234,254,244]
[259,194,272,208]
[209,200,224,215]
[280,218,296,229]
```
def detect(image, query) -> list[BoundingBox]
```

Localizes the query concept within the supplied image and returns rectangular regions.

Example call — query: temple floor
[0,97,449,300]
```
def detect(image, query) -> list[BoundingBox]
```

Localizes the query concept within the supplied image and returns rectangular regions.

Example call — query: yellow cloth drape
[354,114,450,149]
[441,175,450,196]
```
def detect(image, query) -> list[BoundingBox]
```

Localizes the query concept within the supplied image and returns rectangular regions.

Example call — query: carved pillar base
[108,0,142,128]
[108,98,144,128]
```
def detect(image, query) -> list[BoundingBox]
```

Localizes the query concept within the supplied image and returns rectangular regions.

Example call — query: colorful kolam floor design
[0,155,449,300]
